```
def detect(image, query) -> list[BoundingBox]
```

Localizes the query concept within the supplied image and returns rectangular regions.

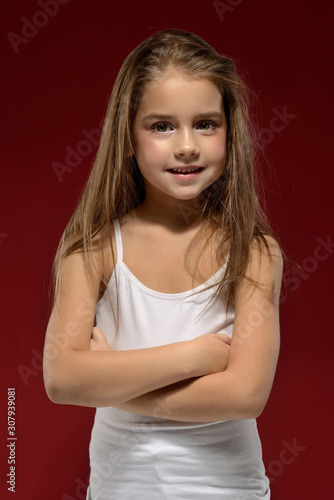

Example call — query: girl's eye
[153,123,173,133]
[197,121,215,130]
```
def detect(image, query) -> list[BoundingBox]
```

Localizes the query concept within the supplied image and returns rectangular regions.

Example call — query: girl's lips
[166,167,204,180]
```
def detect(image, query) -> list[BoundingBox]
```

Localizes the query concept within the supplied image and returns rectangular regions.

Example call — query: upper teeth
[172,168,199,173]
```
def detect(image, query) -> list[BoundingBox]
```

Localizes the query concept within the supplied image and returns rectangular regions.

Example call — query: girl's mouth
[167,167,204,179]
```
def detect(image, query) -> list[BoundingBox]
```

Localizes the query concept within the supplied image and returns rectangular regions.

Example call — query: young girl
[43,29,283,499]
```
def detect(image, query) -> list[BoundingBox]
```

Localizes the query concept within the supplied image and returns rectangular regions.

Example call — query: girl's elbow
[43,363,71,405]
[232,384,269,419]
[243,390,269,419]
[44,375,62,404]
[43,346,84,405]
[45,382,63,404]
[44,371,63,404]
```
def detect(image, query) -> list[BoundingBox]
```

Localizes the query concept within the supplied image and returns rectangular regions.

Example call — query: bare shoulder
[249,234,283,271]
[59,224,116,300]
[91,225,116,278]
[92,225,116,299]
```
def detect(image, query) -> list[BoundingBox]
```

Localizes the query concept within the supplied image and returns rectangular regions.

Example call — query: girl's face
[132,72,227,208]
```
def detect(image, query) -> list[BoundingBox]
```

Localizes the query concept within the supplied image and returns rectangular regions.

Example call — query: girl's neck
[133,195,204,232]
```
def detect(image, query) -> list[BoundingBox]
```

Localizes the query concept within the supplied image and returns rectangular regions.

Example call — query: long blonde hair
[52,29,279,311]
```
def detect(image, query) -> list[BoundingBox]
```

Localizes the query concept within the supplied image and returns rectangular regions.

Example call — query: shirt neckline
[116,259,227,300]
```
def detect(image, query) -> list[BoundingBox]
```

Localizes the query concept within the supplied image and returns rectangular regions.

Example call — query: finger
[90,338,98,350]
[91,326,107,343]
[91,327,114,352]
[215,333,231,345]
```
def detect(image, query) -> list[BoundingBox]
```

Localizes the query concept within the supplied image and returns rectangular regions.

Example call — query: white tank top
[87,220,270,499]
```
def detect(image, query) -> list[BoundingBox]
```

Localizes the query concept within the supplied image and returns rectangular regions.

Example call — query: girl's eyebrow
[141,112,225,124]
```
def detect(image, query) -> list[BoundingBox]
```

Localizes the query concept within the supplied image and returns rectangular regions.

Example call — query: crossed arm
[43,237,282,422]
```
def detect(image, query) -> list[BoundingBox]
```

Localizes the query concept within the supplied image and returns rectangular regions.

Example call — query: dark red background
[1,0,333,498]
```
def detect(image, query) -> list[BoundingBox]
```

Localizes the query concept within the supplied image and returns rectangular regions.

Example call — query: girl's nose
[174,129,199,158]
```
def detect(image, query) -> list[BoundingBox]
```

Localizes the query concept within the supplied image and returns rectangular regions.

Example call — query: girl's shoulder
[56,224,117,304]
[88,224,117,301]
[250,234,282,259]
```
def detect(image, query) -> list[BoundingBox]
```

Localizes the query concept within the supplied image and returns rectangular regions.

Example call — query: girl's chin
[143,182,212,206]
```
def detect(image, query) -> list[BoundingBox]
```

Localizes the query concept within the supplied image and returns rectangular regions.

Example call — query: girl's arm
[43,245,230,408]
[102,236,283,422]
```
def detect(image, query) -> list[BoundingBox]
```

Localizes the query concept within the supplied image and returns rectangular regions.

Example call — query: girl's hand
[90,326,113,352]
[190,333,231,375]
